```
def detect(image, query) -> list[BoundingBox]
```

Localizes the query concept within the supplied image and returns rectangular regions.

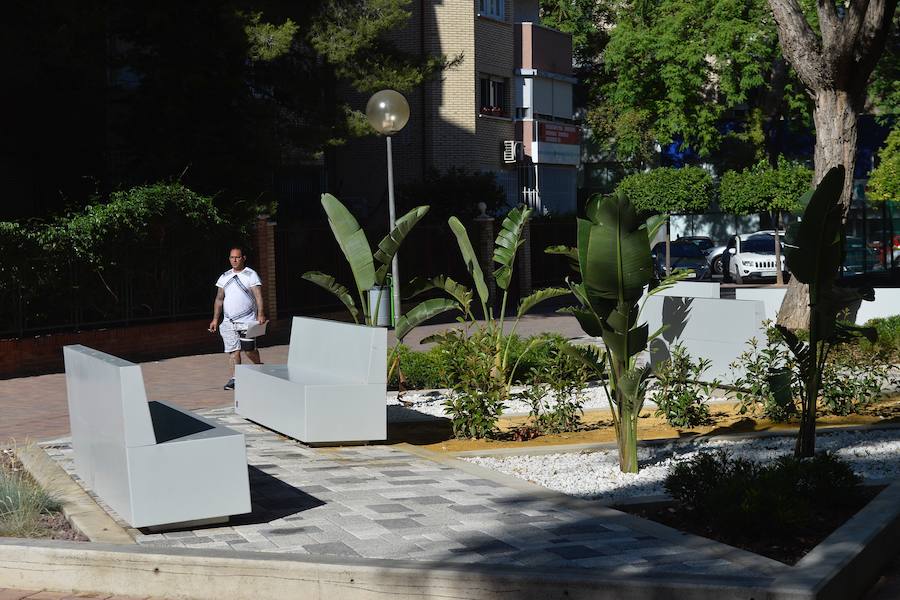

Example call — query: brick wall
[0,318,292,379]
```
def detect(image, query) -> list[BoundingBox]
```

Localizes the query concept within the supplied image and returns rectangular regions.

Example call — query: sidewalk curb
[15,445,134,545]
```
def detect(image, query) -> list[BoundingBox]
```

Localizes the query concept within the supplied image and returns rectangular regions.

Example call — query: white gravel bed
[387,383,723,420]
[462,428,900,504]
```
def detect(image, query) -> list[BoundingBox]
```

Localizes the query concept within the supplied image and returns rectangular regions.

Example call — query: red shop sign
[538,122,580,145]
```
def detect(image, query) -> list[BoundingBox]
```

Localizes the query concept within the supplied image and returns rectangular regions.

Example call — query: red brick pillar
[475,210,496,310]
[254,215,278,319]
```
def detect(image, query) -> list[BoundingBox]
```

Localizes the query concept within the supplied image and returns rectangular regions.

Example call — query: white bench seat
[235,317,387,444]
[63,345,251,529]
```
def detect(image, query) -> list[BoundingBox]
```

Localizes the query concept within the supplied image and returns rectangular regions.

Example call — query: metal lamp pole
[366,90,410,326]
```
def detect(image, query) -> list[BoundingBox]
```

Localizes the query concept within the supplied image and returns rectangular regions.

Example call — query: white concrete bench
[63,345,251,529]
[234,316,387,444]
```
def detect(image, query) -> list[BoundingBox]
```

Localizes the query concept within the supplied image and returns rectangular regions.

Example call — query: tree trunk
[777,89,859,328]
[773,211,784,286]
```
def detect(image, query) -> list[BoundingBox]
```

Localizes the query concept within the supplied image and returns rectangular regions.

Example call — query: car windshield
[742,236,778,254]
[686,238,713,252]
[668,243,705,258]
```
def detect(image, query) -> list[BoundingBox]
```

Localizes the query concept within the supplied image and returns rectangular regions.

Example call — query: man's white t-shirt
[216,267,262,325]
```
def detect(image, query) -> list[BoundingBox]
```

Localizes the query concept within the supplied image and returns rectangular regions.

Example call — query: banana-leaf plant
[775,166,877,458]
[302,193,431,326]
[558,193,688,473]
[405,206,570,397]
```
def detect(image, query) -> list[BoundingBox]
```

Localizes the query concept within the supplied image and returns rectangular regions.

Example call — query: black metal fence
[1,243,228,338]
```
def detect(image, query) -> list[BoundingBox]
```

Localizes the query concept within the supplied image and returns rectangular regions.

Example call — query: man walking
[209,246,267,390]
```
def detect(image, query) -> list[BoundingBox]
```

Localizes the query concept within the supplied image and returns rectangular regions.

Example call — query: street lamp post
[365,90,410,325]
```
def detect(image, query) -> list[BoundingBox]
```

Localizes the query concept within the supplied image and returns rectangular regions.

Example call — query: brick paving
[42,406,781,583]
[0,314,586,442]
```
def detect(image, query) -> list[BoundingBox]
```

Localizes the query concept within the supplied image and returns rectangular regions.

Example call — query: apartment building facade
[329,0,579,215]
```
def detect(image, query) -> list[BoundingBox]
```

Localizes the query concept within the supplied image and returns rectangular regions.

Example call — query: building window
[479,0,503,20]
[480,76,508,117]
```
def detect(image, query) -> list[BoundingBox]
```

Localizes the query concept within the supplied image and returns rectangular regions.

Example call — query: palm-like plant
[775,166,877,457]
[302,193,431,326]
[560,193,687,473]
[406,206,569,396]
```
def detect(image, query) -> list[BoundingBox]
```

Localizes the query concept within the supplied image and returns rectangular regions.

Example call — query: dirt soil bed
[615,485,886,565]
[0,447,87,541]
[387,395,900,453]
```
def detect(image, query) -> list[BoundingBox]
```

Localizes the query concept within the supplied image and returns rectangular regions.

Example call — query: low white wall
[643,296,767,383]
[734,288,786,323]
[734,286,899,325]
[857,288,900,324]
[652,281,720,299]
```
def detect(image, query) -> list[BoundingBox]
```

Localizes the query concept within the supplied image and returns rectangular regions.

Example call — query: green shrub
[651,344,718,429]
[388,345,445,390]
[0,453,61,537]
[665,451,861,539]
[519,340,591,434]
[438,329,507,438]
[861,315,900,359]
[730,324,893,421]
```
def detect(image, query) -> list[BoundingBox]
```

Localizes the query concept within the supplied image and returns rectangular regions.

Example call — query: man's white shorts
[220,319,249,353]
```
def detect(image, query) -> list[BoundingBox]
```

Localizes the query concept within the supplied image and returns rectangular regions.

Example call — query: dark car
[651,241,712,280]
[678,236,715,255]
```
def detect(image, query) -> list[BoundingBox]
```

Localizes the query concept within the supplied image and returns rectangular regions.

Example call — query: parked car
[841,235,883,276]
[651,241,712,280]
[723,231,788,284]
[678,236,724,275]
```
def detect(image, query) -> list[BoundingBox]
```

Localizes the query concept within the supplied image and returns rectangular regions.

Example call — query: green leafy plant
[521,340,592,434]
[559,192,685,472]
[665,450,862,540]
[860,315,900,360]
[302,193,433,327]
[777,166,878,457]
[0,449,62,537]
[651,344,718,429]
[820,344,895,416]
[730,328,798,422]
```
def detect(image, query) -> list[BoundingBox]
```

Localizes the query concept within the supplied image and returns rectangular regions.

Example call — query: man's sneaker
[224,378,235,391]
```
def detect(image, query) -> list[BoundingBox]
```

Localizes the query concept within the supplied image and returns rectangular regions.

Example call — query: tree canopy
[2,0,446,220]
[719,158,812,215]
[868,125,900,202]
[615,166,714,215]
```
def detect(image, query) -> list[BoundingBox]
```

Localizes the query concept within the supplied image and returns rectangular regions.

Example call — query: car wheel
[712,255,724,275]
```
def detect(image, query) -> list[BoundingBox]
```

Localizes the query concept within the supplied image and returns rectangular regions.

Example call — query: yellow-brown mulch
[386,395,900,453]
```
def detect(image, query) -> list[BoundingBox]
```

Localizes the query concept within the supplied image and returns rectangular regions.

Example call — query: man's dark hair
[229,245,248,257]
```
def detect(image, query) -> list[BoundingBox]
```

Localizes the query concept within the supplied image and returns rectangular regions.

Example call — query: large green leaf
[321,193,375,293]
[545,245,580,274]
[493,206,532,290]
[558,343,607,380]
[516,287,569,319]
[395,298,460,341]
[578,193,653,309]
[448,217,489,306]
[403,275,473,314]
[301,271,360,323]
[373,205,430,285]
[784,167,844,296]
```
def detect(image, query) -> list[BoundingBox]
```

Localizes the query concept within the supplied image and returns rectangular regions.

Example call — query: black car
[651,241,712,280]
[678,236,715,255]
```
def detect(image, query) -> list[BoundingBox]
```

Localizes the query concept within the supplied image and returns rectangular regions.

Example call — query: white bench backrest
[63,345,155,519]
[287,317,387,384]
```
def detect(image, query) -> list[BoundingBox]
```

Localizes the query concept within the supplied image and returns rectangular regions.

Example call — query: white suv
[723,231,788,284]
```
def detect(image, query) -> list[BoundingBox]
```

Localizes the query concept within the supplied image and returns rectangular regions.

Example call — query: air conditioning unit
[503,140,523,163]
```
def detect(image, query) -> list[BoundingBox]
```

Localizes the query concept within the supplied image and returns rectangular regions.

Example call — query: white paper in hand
[245,321,268,338]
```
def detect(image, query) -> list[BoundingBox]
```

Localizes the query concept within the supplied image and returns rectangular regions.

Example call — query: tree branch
[817,0,840,50]
[768,0,826,89]
[850,0,898,93]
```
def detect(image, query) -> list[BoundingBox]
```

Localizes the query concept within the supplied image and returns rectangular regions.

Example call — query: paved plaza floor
[41,406,782,586]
